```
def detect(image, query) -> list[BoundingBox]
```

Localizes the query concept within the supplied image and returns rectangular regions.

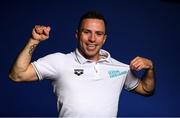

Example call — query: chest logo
[74,69,84,76]
[108,70,127,78]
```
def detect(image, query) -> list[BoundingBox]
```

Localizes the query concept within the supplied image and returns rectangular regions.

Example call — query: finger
[34,25,40,28]
[131,58,142,66]
[130,61,142,71]
[41,35,49,40]
[32,27,36,35]
[47,26,51,31]
[43,26,51,36]
[35,26,44,34]
[136,64,144,71]
[130,57,146,70]
[130,56,141,65]
[130,57,142,69]
[136,58,152,69]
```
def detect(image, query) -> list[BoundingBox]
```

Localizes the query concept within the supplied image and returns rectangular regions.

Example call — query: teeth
[87,44,96,50]
[87,44,95,46]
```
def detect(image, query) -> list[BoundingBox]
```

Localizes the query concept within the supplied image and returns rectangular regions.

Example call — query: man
[9,11,155,117]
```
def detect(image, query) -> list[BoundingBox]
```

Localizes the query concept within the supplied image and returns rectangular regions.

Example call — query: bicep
[133,81,149,95]
[20,64,38,82]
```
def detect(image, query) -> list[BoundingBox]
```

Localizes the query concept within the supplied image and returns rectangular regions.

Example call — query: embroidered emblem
[74,69,84,76]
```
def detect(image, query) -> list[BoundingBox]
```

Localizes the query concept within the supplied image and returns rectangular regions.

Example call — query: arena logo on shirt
[74,69,84,76]
[108,70,127,78]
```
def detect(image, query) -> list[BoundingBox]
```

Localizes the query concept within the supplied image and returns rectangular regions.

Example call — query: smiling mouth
[87,44,96,50]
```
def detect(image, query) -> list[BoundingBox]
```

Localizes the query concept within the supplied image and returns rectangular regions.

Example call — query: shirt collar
[73,48,112,64]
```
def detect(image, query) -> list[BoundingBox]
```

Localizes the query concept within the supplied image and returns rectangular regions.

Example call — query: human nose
[88,33,96,42]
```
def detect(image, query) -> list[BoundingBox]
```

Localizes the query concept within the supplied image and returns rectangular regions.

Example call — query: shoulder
[35,52,75,65]
[39,52,72,60]
[33,52,75,70]
[37,52,65,61]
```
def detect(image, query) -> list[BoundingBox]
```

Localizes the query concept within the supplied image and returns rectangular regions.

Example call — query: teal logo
[108,70,127,78]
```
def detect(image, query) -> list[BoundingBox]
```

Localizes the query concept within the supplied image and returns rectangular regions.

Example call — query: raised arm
[9,25,51,82]
[130,56,155,96]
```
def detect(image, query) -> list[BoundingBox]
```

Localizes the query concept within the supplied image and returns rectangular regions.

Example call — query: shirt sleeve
[124,70,139,91]
[31,53,61,80]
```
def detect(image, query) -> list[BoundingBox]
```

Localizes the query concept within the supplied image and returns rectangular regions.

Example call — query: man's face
[76,19,107,61]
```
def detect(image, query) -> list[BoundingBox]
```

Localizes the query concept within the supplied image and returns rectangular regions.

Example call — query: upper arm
[133,81,147,95]
[9,64,38,82]
[132,80,154,96]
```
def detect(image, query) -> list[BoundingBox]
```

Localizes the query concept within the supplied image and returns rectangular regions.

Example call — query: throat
[78,48,100,61]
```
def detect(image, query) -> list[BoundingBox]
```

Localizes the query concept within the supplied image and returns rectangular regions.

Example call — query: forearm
[10,38,39,77]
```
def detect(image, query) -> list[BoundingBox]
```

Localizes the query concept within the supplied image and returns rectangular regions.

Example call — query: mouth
[87,44,96,51]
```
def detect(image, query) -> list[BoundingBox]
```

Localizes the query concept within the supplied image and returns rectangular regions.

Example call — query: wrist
[148,60,154,70]
[147,66,154,72]
[29,37,40,44]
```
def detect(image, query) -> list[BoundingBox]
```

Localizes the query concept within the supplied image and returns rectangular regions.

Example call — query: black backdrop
[0,0,180,117]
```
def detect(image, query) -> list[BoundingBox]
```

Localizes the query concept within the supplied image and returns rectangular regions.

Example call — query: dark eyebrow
[96,31,105,35]
[80,28,91,32]
[80,28,105,34]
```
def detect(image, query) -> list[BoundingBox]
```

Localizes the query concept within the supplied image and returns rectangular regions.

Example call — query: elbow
[133,88,155,97]
[134,81,155,97]
[142,87,155,97]
[143,90,155,97]
[9,72,24,82]
[140,79,156,97]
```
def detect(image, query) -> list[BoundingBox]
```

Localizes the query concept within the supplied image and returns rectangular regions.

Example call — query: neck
[78,48,100,61]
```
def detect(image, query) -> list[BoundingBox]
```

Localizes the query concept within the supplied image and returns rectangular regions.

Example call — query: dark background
[1,0,180,117]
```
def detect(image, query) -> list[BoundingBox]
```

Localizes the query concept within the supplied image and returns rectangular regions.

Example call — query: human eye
[96,31,105,37]
[81,29,90,34]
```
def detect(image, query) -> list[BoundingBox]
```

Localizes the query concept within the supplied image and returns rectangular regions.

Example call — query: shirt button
[94,63,99,73]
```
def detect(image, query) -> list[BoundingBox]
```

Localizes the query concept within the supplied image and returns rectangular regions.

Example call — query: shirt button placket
[94,62,100,78]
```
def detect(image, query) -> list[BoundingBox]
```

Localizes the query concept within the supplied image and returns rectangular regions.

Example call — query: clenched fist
[130,56,153,71]
[31,25,51,42]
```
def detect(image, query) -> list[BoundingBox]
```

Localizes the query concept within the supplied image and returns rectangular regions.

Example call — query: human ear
[103,34,107,44]
[75,29,79,39]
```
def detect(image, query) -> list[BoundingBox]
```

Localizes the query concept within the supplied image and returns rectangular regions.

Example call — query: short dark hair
[77,11,107,33]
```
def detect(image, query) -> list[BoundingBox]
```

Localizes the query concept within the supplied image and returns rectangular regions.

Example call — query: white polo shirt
[32,49,139,117]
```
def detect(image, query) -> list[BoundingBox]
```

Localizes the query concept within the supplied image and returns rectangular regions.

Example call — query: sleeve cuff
[125,79,140,91]
[31,62,43,81]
